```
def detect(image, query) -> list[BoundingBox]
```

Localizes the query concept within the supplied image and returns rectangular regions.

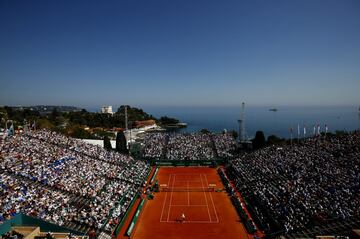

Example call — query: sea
[87,105,360,139]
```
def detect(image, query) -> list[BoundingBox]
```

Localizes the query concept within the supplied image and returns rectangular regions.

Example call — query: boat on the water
[269,108,278,112]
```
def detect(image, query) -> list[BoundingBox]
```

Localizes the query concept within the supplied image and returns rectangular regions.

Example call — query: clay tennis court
[131,167,250,239]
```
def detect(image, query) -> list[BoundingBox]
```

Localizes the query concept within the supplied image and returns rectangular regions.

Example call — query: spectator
[0,130,150,235]
[143,132,236,160]
[228,132,360,234]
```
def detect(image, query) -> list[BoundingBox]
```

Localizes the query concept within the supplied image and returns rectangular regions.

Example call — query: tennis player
[180,212,186,223]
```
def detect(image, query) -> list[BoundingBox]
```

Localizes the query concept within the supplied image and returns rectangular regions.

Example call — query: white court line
[168,173,204,176]
[164,187,212,190]
[166,174,176,222]
[171,205,208,207]
[200,174,212,222]
[172,180,201,182]
[160,220,218,224]
[160,174,172,222]
[204,174,219,223]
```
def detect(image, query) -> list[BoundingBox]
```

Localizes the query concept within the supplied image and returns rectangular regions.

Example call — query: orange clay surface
[130,167,250,239]
[116,167,156,239]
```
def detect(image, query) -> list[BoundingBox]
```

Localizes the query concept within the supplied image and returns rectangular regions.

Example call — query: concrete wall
[82,139,116,148]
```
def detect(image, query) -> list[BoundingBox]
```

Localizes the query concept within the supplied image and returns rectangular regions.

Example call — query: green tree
[267,135,284,145]
[36,118,55,130]
[50,107,60,122]
[70,126,91,139]
[0,109,8,129]
[116,105,155,123]
[116,130,128,154]
[200,128,211,134]
[228,130,238,140]
[252,131,266,149]
[103,136,112,151]
[159,116,179,125]
[335,130,347,136]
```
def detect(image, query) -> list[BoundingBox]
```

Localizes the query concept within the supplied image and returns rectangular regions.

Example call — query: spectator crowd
[228,132,360,234]
[0,130,150,236]
[143,132,236,160]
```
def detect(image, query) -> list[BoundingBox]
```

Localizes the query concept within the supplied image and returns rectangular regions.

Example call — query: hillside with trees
[0,105,181,139]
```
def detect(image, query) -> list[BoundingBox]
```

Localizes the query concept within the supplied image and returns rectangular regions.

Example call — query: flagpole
[297,124,300,143]
[313,124,316,137]
[325,124,328,139]
[317,124,320,137]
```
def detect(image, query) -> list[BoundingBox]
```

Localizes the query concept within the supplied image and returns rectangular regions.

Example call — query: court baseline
[160,173,219,224]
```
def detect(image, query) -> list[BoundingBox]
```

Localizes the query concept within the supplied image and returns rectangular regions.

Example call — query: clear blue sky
[0,0,359,108]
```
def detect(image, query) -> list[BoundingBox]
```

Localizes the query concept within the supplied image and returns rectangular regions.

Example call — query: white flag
[298,124,300,134]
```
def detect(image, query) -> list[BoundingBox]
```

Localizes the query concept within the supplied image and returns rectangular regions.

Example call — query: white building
[82,139,116,148]
[101,106,113,114]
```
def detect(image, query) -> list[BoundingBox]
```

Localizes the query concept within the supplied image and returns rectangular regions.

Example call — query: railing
[126,199,146,237]
[218,168,257,234]
[144,158,227,166]
[113,194,139,236]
